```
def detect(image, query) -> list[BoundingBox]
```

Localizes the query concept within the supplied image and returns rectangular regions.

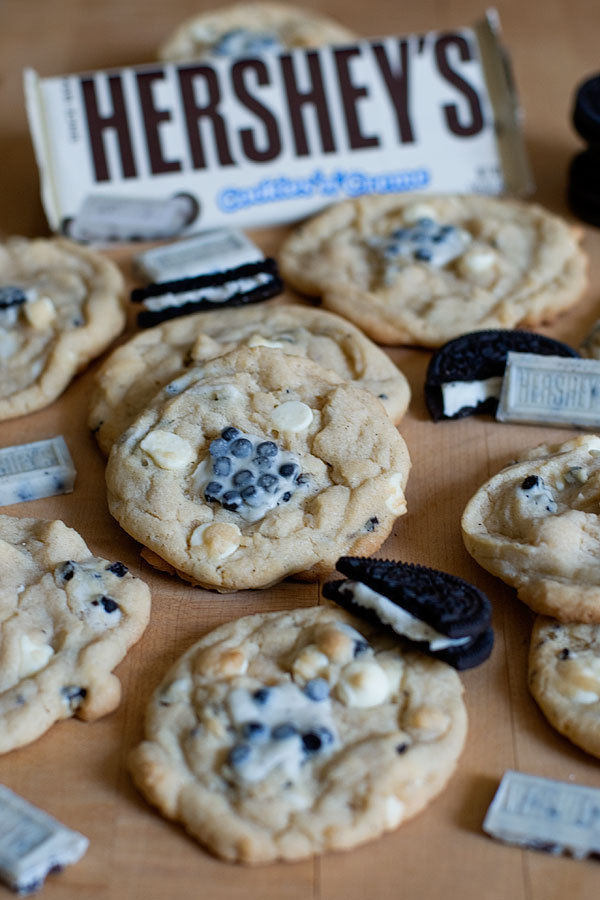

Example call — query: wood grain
[1,1,600,898]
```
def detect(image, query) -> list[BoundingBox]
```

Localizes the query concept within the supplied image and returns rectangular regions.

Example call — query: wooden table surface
[2,1,600,898]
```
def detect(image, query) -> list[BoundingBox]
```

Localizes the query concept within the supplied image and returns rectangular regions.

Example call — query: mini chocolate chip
[222,490,242,510]
[257,473,278,492]
[415,248,432,262]
[241,485,259,500]
[213,456,231,476]
[279,462,297,478]
[521,475,540,491]
[205,481,223,500]
[396,743,408,754]
[242,721,268,741]
[228,744,251,766]
[304,678,329,701]
[253,688,271,705]
[233,469,254,487]
[221,427,240,441]
[61,686,87,708]
[106,561,128,577]
[59,561,75,581]
[365,517,379,532]
[558,648,570,660]
[281,491,291,502]
[378,393,388,399]
[256,441,278,458]
[230,438,252,458]
[272,723,297,740]
[100,596,119,613]
[296,473,310,485]
[353,639,370,657]
[0,285,26,308]
[209,438,229,457]
[302,732,322,753]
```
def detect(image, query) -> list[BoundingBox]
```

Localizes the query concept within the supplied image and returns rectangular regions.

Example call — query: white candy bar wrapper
[483,770,600,859]
[0,436,76,506]
[496,352,600,428]
[133,228,263,282]
[0,784,89,894]
[24,11,532,242]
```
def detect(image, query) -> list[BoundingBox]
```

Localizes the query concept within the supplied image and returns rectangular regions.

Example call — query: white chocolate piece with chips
[133,228,263,282]
[0,784,89,895]
[484,769,600,859]
[497,353,600,427]
[0,436,76,506]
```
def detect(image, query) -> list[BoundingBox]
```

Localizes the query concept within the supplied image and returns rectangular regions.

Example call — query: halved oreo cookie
[322,557,493,670]
[131,258,283,327]
[425,329,579,421]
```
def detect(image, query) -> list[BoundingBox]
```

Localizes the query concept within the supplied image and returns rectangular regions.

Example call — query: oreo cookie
[425,329,579,421]
[131,258,283,327]
[568,75,600,226]
[322,556,493,670]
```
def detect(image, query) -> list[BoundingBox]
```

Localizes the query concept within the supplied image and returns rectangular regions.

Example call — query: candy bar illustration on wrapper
[24,11,532,241]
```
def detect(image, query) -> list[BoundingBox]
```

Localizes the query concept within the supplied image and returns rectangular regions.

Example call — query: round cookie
[0,514,151,754]
[0,236,125,421]
[105,346,411,591]
[461,435,600,622]
[129,606,467,863]
[158,2,355,62]
[529,616,600,759]
[89,303,411,455]
[279,195,588,347]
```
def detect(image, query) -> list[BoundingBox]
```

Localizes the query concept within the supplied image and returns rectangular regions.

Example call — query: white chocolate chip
[17,634,54,679]
[335,660,390,708]
[383,796,405,828]
[402,202,438,224]
[292,645,330,683]
[189,522,241,560]
[271,400,314,432]
[385,472,406,514]
[140,430,194,469]
[23,297,56,329]
[458,248,497,277]
[246,334,286,349]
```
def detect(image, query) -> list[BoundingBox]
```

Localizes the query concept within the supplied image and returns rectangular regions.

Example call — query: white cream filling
[342,581,470,651]
[143,272,271,312]
[441,376,503,417]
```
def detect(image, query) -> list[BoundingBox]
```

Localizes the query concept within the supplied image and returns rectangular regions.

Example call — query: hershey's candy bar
[496,352,600,427]
[0,784,89,894]
[131,258,282,327]
[63,193,198,243]
[0,437,76,506]
[133,228,263,282]
[483,769,600,859]
[24,12,532,241]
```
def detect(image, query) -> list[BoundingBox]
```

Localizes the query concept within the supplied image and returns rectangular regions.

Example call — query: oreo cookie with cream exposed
[425,329,579,421]
[322,557,493,670]
[131,257,283,327]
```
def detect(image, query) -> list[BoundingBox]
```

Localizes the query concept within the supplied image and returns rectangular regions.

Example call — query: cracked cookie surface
[89,303,410,455]
[105,346,410,591]
[462,435,600,622]
[0,515,151,754]
[279,195,587,347]
[129,606,466,863]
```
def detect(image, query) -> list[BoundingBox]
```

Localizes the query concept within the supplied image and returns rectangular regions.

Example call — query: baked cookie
[89,303,411,455]
[129,606,467,862]
[158,2,355,62]
[0,515,151,754]
[529,617,600,759]
[0,237,125,421]
[279,195,588,347]
[105,347,410,591]
[461,435,600,622]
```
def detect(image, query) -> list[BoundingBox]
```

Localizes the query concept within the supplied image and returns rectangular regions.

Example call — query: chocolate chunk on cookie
[323,557,493,670]
[425,329,579,421]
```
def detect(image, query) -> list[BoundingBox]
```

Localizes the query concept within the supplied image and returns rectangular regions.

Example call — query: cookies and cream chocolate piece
[323,557,493,670]
[0,236,125,422]
[0,784,89,895]
[134,229,263,283]
[129,606,467,863]
[497,353,600,427]
[279,195,587,347]
[484,769,600,858]
[529,617,600,758]
[64,193,198,244]
[131,259,282,327]
[425,330,579,421]
[0,436,76,506]
[462,435,600,622]
[89,304,410,455]
[0,515,151,754]
[106,347,411,591]
[158,2,356,62]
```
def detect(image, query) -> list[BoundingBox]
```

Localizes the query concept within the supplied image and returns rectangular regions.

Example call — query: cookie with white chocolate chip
[158,2,356,62]
[129,606,467,863]
[105,346,411,591]
[462,435,600,622]
[279,195,588,347]
[0,514,151,754]
[89,303,411,456]
[529,617,600,759]
[0,237,125,421]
